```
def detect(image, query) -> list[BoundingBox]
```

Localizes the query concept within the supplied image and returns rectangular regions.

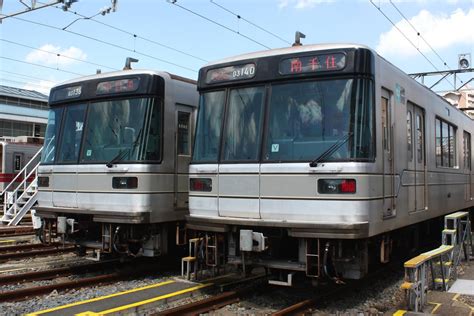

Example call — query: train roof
[52,69,196,89]
[203,43,374,67]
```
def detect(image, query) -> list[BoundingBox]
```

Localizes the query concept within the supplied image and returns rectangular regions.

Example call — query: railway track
[0,226,34,237]
[0,243,76,262]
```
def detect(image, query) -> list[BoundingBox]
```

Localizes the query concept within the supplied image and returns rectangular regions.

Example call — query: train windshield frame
[40,96,163,165]
[192,77,374,164]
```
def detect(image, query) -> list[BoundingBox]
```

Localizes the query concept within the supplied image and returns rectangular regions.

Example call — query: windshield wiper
[105,128,144,168]
[309,132,353,167]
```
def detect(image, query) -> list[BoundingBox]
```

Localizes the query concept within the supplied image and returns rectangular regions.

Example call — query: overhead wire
[167,0,272,50]
[1,56,86,76]
[389,0,465,86]
[369,0,455,89]
[0,78,53,90]
[38,0,209,63]
[0,69,58,84]
[209,0,291,46]
[11,16,198,73]
[1,38,119,71]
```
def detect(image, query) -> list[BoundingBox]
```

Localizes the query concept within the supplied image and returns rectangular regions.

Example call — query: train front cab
[36,71,198,258]
[186,44,474,284]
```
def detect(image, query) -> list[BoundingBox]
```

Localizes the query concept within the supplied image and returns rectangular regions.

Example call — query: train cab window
[435,118,457,168]
[177,111,191,155]
[222,86,265,161]
[463,131,471,170]
[381,97,389,151]
[41,107,63,164]
[57,104,86,163]
[144,99,163,161]
[407,111,413,161]
[193,90,226,162]
[81,98,153,163]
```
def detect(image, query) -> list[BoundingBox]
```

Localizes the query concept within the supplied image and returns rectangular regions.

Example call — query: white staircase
[1,147,42,226]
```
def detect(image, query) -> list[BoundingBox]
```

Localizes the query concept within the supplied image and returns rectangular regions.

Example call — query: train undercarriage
[183,216,445,286]
[37,214,176,260]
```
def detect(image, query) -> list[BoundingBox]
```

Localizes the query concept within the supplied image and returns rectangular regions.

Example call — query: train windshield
[41,97,162,164]
[193,78,373,163]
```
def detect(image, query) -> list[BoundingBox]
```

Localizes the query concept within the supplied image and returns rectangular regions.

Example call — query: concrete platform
[393,262,474,315]
[27,278,212,316]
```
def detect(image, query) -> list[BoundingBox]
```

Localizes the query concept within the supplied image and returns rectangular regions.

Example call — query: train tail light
[318,179,356,194]
[190,178,212,192]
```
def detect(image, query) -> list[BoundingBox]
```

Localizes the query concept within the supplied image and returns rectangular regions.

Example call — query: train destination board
[96,78,140,95]
[279,53,346,75]
[206,63,256,84]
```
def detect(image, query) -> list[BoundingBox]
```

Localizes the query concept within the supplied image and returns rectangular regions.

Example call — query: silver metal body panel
[189,45,474,239]
[37,70,198,223]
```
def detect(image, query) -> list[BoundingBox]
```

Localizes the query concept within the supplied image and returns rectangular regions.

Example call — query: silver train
[187,43,474,283]
[35,69,198,258]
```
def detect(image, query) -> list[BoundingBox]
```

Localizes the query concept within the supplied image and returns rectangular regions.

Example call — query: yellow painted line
[452,293,474,311]
[26,280,176,316]
[0,239,16,244]
[393,310,406,316]
[428,301,442,313]
[98,282,213,315]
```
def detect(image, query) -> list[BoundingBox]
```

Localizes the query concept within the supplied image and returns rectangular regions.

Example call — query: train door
[463,131,472,202]
[175,106,194,209]
[381,89,395,218]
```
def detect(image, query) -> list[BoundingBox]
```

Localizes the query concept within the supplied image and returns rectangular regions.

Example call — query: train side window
[177,111,190,155]
[13,154,22,172]
[435,117,457,168]
[463,131,471,170]
[407,111,413,161]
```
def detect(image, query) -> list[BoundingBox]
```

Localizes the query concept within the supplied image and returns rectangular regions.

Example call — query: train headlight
[318,179,356,194]
[37,176,50,187]
[190,178,212,192]
[112,177,138,189]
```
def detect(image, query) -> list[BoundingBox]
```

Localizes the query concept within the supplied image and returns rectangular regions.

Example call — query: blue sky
[1,0,473,95]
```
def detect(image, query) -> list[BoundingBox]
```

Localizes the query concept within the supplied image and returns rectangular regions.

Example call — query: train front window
[57,104,86,163]
[41,107,63,164]
[222,87,265,161]
[192,91,226,162]
[263,78,374,162]
[81,98,156,163]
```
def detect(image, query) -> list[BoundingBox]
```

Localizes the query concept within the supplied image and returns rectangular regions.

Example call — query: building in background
[0,85,49,140]
[443,88,474,118]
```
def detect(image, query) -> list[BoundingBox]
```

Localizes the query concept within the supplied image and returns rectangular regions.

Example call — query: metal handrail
[4,162,40,219]
[0,146,43,197]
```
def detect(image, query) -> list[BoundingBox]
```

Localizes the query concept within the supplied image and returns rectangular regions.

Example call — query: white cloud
[278,0,335,9]
[22,80,55,96]
[376,8,474,57]
[25,44,87,66]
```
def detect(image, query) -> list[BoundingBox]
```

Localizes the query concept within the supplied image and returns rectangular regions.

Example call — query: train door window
[381,96,389,151]
[57,104,86,163]
[416,114,423,163]
[449,125,456,167]
[463,131,471,170]
[407,111,413,161]
[13,153,23,172]
[0,146,2,173]
[177,111,190,155]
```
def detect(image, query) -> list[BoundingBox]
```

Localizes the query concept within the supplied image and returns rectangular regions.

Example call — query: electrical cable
[210,0,291,45]
[38,0,209,62]
[11,16,198,73]
[1,39,118,71]
[369,0,455,89]
[168,0,272,49]
[0,69,58,84]
[1,56,86,76]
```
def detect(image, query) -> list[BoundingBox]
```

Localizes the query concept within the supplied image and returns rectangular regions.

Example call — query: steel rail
[156,291,240,316]
[0,261,114,285]
[0,245,76,261]
[0,242,62,253]
[0,226,34,236]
